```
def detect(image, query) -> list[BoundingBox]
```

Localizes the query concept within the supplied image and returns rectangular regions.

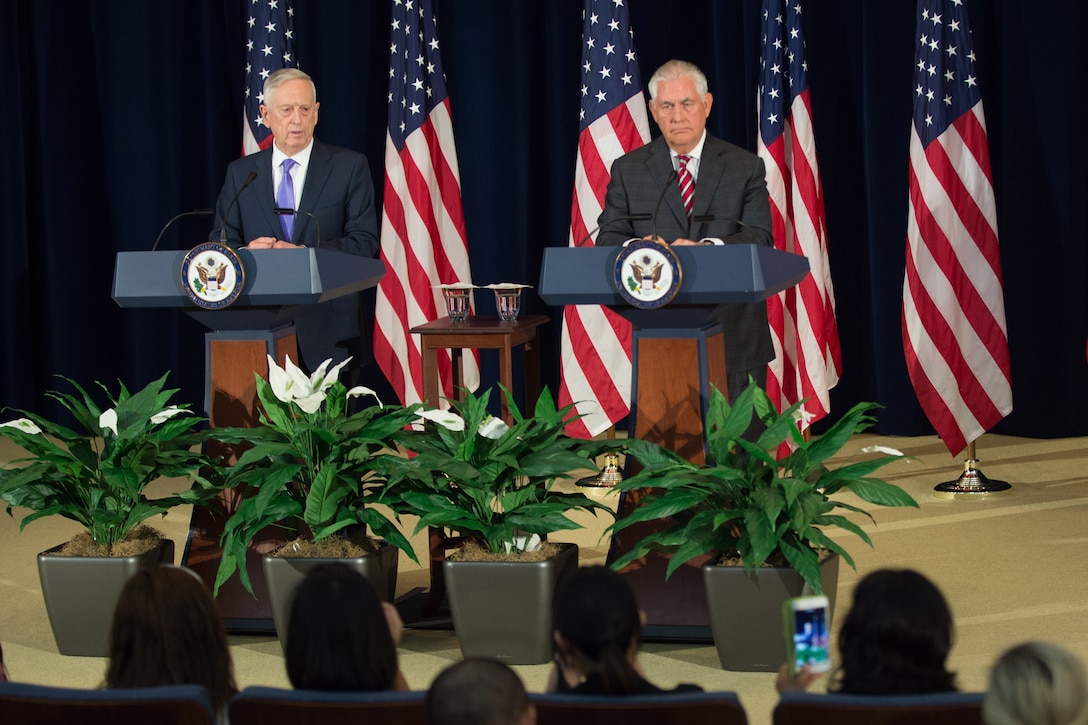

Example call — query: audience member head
[832,568,956,694]
[551,565,643,694]
[106,565,237,713]
[985,641,1088,725]
[285,563,400,691]
[428,658,535,725]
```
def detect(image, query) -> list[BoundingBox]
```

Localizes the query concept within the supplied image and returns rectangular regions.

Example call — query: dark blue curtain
[2,0,1084,443]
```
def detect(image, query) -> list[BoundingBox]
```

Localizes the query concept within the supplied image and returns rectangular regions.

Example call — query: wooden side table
[410,314,549,423]
[409,314,549,616]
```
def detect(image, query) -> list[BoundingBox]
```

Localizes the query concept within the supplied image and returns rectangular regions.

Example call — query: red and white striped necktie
[677,154,695,217]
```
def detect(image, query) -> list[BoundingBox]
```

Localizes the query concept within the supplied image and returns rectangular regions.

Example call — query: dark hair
[285,563,399,691]
[833,568,956,694]
[428,658,529,725]
[552,565,642,695]
[106,566,237,714]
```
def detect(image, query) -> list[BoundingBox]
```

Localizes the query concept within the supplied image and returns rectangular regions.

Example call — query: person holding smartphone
[776,568,957,695]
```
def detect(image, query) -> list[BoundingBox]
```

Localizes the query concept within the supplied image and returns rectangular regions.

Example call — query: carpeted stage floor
[2,432,1087,725]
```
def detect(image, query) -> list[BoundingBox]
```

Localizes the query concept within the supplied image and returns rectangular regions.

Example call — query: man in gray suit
[597,59,774,404]
[209,68,379,374]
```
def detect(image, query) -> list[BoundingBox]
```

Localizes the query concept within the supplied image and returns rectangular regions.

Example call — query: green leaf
[841,478,919,508]
[779,538,823,593]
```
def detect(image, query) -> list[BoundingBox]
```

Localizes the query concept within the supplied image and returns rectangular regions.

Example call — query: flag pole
[933,438,1012,500]
[577,426,623,488]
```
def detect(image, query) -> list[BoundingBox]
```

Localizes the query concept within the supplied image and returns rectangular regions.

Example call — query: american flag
[558,0,650,439]
[375,0,477,407]
[757,0,842,433]
[904,0,1012,456]
[241,0,295,155]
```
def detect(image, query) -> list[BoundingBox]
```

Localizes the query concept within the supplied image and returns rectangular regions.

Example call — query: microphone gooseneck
[649,169,678,245]
[574,213,652,247]
[218,171,259,246]
[150,209,214,252]
[689,214,774,242]
[273,207,323,248]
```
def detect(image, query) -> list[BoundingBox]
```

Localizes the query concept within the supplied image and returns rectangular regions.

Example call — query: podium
[113,247,384,631]
[538,244,808,639]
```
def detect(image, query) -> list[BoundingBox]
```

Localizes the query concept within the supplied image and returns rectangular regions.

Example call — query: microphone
[218,171,259,246]
[150,209,213,252]
[574,214,652,247]
[273,208,323,248]
[649,170,678,245]
[690,214,773,242]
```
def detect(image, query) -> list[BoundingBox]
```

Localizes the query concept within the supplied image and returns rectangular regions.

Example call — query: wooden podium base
[182,326,297,633]
[609,323,727,638]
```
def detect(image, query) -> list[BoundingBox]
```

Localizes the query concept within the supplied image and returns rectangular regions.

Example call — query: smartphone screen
[787,596,831,673]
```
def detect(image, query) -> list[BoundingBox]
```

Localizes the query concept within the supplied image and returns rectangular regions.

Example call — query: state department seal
[614,239,682,309]
[181,242,245,309]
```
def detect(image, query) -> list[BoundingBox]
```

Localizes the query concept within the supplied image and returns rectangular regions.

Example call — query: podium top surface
[112,247,385,309]
[537,244,809,307]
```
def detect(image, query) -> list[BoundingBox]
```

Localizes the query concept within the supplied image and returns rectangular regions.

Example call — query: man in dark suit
[209,68,379,374]
[597,59,773,403]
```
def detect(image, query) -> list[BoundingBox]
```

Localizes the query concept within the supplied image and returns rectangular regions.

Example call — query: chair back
[0,682,213,725]
[531,691,749,725]
[229,686,429,725]
[773,690,986,725]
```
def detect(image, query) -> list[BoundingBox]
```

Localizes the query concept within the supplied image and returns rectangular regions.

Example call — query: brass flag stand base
[577,453,624,488]
[934,440,1012,500]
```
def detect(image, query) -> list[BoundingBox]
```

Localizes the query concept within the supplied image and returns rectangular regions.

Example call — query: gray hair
[263,68,317,107]
[647,59,708,101]
[984,642,1088,725]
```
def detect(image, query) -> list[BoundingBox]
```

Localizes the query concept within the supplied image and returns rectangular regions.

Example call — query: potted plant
[372,385,619,665]
[609,380,918,671]
[209,355,422,647]
[0,372,220,656]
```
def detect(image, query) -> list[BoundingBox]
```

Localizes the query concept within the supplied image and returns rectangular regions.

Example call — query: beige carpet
[2,432,1087,725]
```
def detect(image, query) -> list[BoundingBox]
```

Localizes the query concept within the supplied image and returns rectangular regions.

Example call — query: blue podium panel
[538,244,809,309]
[112,248,385,309]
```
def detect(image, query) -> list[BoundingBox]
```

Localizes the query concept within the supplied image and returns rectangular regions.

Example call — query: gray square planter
[443,542,578,665]
[37,539,175,657]
[703,553,839,672]
[261,541,399,651]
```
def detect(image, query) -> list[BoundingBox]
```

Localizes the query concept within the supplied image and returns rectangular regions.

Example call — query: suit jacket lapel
[692,135,725,220]
[645,139,688,236]
[296,140,331,245]
[251,149,281,235]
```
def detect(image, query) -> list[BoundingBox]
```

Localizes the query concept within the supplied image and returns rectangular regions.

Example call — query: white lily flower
[417,409,466,432]
[791,406,816,428]
[318,357,352,393]
[267,355,354,412]
[478,416,510,440]
[293,391,327,415]
[284,355,316,396]
[266,355,297,404]
[346,386,383,409]
[860,445,906,457]
[503,532,542,554]
[0,418,43,435]
[99,408,119,436]
[150,406,186,425]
